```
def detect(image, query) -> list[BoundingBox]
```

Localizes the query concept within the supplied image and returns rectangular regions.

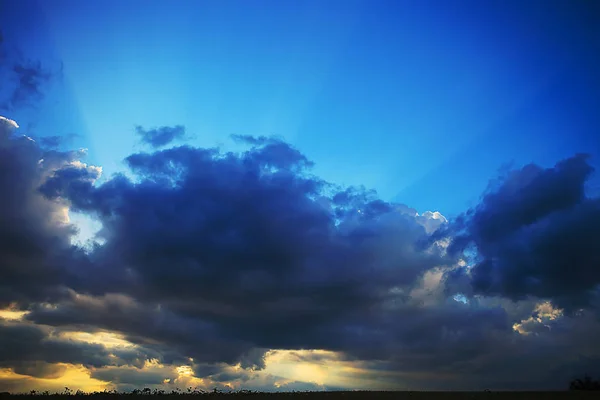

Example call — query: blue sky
[3,0,598,218]
[1,0,600,393]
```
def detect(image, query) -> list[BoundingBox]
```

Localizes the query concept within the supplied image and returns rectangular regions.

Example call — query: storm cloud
[2,111,600,390]
[0,321,147,374]
[35,137,449,364]
[439,154,600,312]
[0,116,97,307]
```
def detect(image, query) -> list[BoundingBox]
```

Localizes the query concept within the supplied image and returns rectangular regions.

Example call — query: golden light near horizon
[293,364,327,386]
[262,349,395,390]
[0,364,109,394]
[176,365,194,377]
[0,338,403,394]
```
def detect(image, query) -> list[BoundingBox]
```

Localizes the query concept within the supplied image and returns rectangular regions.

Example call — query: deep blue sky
[1,0,600,393]
[2,0,598,218]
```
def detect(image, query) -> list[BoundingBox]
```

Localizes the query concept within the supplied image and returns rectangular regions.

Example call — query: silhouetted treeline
[1,387,266,396]
[569,375,600,391]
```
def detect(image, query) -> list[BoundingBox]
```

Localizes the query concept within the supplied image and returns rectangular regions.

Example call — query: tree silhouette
[569,374,600,391]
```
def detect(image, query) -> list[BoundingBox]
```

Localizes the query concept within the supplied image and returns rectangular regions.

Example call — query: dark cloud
[237,348,268,371]
[0,322,115,371]
[3,108,600,390]
[0,312,161,380]
[35,138,448,365]
[0,49,56,111]
[24,131,600,389]
[210,370,251,384]
[91,366,177,387]
[135,125,186,148]
[11,362,67,379]
[0,117,94,307]
[25,291,252,368]
[438,154,600,312]
[191,363,225,378]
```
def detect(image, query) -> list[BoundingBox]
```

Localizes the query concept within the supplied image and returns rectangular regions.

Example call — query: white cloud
[0,116,19,129]
[512,301,564,335]
[416,210,448,234]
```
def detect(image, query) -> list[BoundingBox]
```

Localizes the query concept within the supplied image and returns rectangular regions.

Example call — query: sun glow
[0,364,108,394]
[59,331,136,349]
[513,301,564,335]
[262,349,393,390]
[293,364,327,386]
[176,365,194,376]
[0,307,29,321]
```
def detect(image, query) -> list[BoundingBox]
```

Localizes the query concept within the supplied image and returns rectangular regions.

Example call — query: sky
[0,0,599,393]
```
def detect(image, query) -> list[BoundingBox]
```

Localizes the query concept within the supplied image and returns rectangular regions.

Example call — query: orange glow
[0,364,109,394]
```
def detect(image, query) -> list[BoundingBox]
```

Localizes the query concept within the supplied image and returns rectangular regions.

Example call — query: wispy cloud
[0,31,59,112]
[135,125,186,148]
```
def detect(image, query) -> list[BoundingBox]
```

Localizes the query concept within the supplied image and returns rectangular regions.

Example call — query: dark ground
[1,393,600,400]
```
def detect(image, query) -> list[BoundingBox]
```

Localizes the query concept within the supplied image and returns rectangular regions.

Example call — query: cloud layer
[1,113,600,391]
